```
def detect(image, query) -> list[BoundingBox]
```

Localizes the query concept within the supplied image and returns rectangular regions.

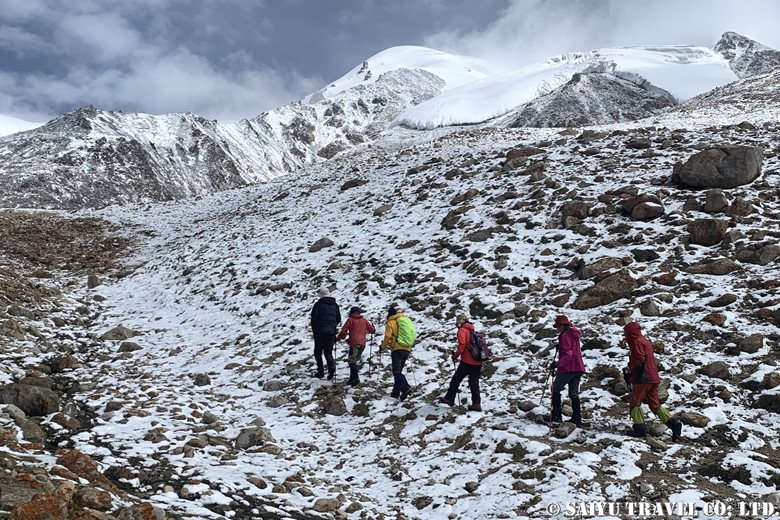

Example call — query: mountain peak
[714,31,780,78]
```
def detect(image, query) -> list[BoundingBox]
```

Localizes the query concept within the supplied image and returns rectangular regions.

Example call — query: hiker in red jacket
[336,306,376,386]
[623,321,683,439]
[439,314,483,411]
[550,315,586,425]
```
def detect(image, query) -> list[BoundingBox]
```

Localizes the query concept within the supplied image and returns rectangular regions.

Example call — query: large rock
[309,237,334,253]
[0,383,60,416]
[621,194,664,221]
[673,145,763,189]
[685,258,740,275]
[688,219,729,246]
[579,257,623,279]
[677,412,710,428]
[699,361,730,380]
[100,325,139,341]
[754,394,780,413]
[235,425,275,450]
[572,269,639,310]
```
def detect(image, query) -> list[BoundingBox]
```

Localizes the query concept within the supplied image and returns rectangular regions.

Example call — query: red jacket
[454,322,482,366]
[624,322,660,384]
[557,326,585,373]
[336,313,376,346]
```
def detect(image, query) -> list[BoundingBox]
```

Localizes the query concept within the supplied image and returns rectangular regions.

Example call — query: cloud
[425,0,780,68]
[0,1,322,121]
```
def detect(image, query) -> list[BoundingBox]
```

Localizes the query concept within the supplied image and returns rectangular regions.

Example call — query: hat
[387,304,399,317]
[455,314,469,327]
[554,315,571,327]
[318,287,330,297]
[349,306,363,315]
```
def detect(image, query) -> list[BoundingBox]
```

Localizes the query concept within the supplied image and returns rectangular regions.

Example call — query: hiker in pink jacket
[336,306,375,386]
[550,315,586,425]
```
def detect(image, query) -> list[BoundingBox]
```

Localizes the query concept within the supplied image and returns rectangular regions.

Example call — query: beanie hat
[554,315,571,327]
[318,287,330,297]
[387,304,399,317]
[349,306,363,315]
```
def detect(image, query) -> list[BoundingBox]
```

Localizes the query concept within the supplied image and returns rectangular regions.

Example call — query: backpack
[470,329,491,361]
[395,316,417,347]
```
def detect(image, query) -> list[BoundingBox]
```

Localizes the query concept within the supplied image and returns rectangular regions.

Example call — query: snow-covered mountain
[714,31,780,79]
[0,32,777,210]
[0,113,42,137]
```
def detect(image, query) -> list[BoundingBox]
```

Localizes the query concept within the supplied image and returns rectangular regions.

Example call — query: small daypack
[470,329,491,361]
[396,316,417,347]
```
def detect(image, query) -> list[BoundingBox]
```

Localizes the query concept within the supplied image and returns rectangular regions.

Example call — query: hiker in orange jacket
[379,305,413,400]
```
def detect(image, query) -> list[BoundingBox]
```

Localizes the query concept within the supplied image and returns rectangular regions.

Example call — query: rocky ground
[2,88,780,519]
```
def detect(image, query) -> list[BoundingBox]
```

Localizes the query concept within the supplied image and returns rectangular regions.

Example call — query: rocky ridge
[714,31,780,79]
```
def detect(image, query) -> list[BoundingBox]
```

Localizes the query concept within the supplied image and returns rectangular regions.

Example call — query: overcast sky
[2,0,779,122]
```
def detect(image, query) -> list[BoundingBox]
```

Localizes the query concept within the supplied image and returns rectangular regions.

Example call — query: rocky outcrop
[507,72,676,128]
[672,146,763,189]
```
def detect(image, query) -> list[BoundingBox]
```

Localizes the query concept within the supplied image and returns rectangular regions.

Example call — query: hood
[459,322,475,332]
[388,312,407,321]
[624,322,642,339]
[318,296,337,304]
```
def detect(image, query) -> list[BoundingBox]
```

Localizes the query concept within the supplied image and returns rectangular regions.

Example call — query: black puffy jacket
[311,297,341,334]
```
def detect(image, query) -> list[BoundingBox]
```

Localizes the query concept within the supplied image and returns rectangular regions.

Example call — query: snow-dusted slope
[0,113,42,137]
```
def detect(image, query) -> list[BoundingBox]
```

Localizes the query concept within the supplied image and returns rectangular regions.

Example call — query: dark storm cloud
[0,0,508,121]
[1,0,778,122]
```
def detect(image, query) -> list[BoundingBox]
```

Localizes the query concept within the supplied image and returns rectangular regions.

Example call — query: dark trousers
[390,350,411,396]
[313,332,336,375]
[444,362,481,404]
[551,372,582,423]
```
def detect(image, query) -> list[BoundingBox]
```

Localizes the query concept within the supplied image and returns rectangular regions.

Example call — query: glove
[451,353,458,363]
[549,361,557,371]
[623,370,631,385]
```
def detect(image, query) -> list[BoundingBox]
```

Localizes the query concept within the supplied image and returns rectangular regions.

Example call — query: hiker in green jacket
[379,305,415,400]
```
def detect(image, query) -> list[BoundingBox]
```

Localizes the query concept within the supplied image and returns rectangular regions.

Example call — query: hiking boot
[399,387,412,401]
[439,397,454,407]
[327,370,335,380]
[314,371,324,379]
[626,424,648,438]
[390,391,400,399]
[468,403,482,412]
[667,418,683,441]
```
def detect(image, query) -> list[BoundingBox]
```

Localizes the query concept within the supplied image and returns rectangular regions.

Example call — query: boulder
[572,269,639,310]
[578,257,623,279]
[703,189,729,213]
[340,178,368,191]
[193,374,210,386]
[754,394,780,413]
[673,145,763,189]
[309,237,334,252]
[87,274,102,289]
[687,219,729,246]
[324,396,347,416]
[100,325,139,341]
[677,412,710,428]
[561,200,593,221]
[0,383,60,416]
[685,258,740,275]
[313,498,341,513]
[699,361,730,380]
[235,425,275,450]
[735,243,780,265]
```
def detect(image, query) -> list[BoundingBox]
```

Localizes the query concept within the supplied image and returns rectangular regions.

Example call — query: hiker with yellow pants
[622,321,683,440]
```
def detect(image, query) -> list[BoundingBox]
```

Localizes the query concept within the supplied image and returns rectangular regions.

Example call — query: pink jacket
[557,326,585,373]
[336,313,376,346]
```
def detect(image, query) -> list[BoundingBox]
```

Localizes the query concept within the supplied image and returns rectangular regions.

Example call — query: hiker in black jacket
[310,287,341,379]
